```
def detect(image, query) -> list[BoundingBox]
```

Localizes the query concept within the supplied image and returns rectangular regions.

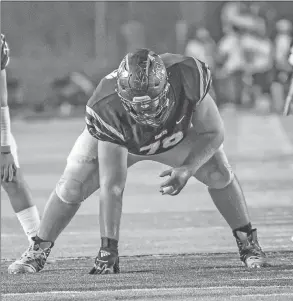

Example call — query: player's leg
[194,146,267,268]
[153,140,249,230]
[8,128,101,274]
[38,127,103,243]
[194,146,250,229]
[153,136,267,268]
[1,134,40,241]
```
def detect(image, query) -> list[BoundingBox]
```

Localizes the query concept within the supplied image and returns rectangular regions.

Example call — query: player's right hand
[1,153,17,182]
[89,248,120,275]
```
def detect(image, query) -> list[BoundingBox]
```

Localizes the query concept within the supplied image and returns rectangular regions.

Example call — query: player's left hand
[159,166,192,196]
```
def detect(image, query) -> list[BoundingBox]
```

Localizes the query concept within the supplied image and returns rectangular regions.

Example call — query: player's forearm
[182,131,224,175]
[99,187,124,240]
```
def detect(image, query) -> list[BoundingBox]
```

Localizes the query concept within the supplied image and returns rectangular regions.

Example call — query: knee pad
[55,178,85,205]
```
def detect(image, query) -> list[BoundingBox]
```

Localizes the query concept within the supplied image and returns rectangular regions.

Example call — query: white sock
[16,205,40,241]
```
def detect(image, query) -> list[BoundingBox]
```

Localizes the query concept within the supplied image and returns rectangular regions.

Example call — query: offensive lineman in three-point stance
[8,49,267,274]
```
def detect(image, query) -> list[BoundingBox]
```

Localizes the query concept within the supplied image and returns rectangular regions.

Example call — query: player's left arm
[181,57,224,172]
[160,57,224,195]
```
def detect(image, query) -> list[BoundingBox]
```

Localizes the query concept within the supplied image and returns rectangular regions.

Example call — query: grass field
[1,109,293,301]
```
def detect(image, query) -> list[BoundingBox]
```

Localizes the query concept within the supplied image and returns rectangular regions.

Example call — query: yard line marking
[4,286,293,297]
[230,293,293,298]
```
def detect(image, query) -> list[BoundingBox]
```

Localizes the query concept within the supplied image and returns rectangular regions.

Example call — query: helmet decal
[133,64,149,91]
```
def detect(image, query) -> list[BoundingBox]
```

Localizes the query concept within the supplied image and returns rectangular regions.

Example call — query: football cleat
[8,236,53,274]
[233,228,268,268]
[89,247,120,275]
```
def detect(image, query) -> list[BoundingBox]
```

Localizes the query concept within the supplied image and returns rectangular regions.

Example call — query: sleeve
[85,82,126,147]
[180,56,212,108]
[1,34,10,70]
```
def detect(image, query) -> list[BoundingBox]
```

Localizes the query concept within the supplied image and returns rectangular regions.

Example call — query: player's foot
[233,228,268,268]
[89,247,120,275]
[8,236,54,274]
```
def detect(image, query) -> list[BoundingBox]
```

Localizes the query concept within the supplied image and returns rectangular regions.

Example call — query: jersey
[1,34,10,70]
[86,53,211,156]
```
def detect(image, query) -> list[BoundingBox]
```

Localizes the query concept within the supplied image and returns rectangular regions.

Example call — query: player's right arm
[98,139,128,239]
[85,75,129,238]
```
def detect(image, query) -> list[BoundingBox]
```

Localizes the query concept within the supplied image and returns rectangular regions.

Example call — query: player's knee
[206,165,234,189]
[55,178,85,205]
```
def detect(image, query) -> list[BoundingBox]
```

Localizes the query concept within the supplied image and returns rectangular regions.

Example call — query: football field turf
[1,110,293,300]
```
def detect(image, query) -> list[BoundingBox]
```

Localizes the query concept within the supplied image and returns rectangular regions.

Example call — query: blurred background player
[184,25,217,73]
[272,19,293,113]
[241,21,274,113]
[8,49,267,275]
[283,45,293,116]
[1,33,40,242]
[215,24,246,108]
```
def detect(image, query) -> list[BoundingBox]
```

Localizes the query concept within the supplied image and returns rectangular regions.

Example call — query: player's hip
[67,127,99,163]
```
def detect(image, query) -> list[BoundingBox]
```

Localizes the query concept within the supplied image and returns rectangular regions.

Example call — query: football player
[8,49,267,274]
[1,34,40,242]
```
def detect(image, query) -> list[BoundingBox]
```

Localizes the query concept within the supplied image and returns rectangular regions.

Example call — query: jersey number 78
[139,131,184,155]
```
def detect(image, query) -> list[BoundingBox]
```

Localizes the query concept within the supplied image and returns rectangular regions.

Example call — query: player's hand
[1,153,17,182]
[159,166,192,196]
[89,248,120,275]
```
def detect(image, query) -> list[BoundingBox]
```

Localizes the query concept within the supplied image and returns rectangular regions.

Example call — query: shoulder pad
[87,70,117,108]
[178,56,212,107]
[160,53,187,69]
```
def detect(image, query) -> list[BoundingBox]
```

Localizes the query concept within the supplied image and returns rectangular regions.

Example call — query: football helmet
[116,49,173,127]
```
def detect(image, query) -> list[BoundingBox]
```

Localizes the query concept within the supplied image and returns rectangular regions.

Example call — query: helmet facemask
[116,49,174,128]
